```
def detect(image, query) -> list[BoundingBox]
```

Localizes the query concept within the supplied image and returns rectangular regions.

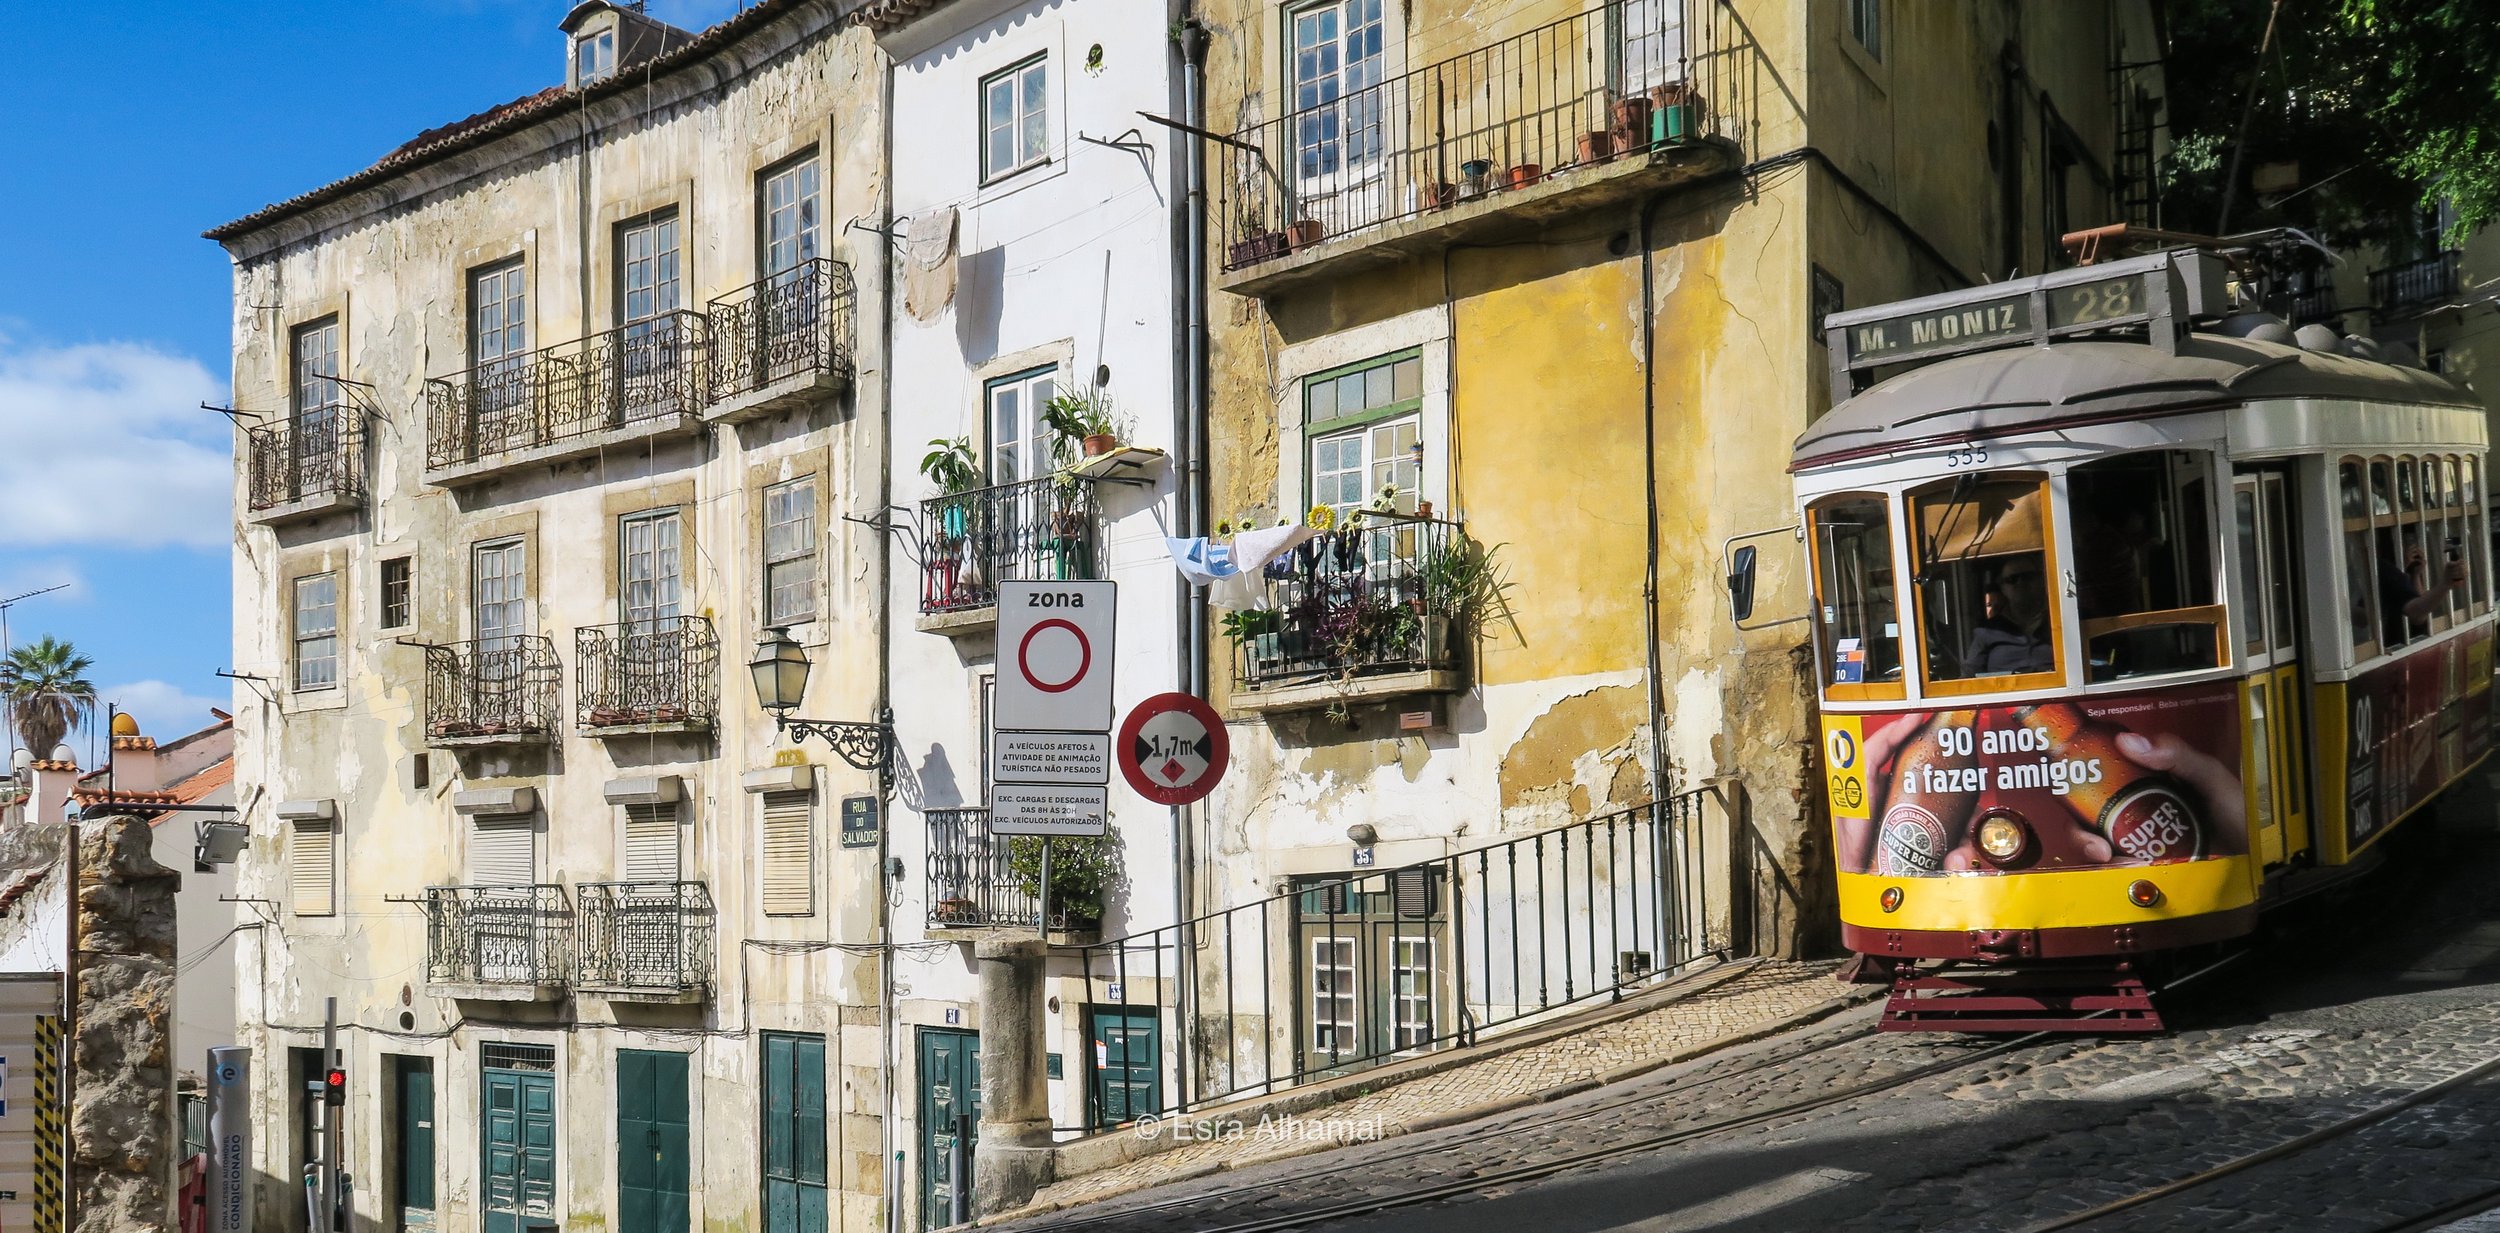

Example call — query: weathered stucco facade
[1196,0,2163,968]
[213,4,896,1229]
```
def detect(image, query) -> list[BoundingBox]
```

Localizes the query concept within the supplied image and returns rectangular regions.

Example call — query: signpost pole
[1036,840,1052,932]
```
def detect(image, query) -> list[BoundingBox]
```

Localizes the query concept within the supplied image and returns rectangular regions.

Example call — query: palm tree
[2,636,96,760]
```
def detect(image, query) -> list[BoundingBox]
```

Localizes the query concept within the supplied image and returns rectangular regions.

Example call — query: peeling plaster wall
[218,8,893,1231]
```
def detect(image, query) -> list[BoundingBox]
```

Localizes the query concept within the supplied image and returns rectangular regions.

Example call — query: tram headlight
[2127,880,2164,908]
[1879,886,1904,913]
[1974,810,2032,863]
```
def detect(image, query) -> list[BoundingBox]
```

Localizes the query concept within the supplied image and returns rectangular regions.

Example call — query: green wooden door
[1085,1008,1159,1130]
[618,1051,691,1233]
[761,1034,828,1233]
[916,1028,981,1231]
[394,1058,434,1228]
[481,1069,555,1233]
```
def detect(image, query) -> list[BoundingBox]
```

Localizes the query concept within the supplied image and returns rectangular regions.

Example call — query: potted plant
[1507,163,1543,189]
[1230,209,1291,266]
[1460,159,1496,199]
[1420,181,1459,210]
[1577,130,1614,166]
[1650,81,1706,144]
[1222,607,1285,673]
[1005,829,1124,934]
[919,436,983,600]
[1042,387,1124,460]
[1287,218,1326,250]
[1418,535,1510,668]
[1611,94,1653,144]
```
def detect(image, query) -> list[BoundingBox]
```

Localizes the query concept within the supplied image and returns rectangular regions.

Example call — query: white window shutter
[760,791,813,916]
[469,816,536,887]
[291,820,336,917]
[622,802,681,884]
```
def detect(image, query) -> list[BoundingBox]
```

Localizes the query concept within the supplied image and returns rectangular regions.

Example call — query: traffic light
[323,1066,347,1107]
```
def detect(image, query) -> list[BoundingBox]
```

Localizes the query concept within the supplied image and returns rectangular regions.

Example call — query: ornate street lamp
[747,627,892,775]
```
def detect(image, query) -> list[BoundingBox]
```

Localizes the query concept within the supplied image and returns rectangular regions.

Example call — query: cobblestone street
[999,783,2500,1233]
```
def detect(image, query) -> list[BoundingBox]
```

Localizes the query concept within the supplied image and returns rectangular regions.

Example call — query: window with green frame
[1304,349,1423,519]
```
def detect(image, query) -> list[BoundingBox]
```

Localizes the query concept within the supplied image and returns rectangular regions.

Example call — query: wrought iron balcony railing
[245,405,367,514]
[424,310,710,472]
[916,475,1102,614]
[2372,250,2464,318]
[575,881,714,993]
[1233,518,1468,691]
[707,258,856,406]
[926,808,1041,931]
[574,616,719,731]
[424,885,572,988]
[424,636,562,744]
[1218,0,1720,270]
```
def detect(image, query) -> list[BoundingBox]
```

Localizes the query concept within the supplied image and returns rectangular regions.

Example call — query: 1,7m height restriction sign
[992,580,1116,836]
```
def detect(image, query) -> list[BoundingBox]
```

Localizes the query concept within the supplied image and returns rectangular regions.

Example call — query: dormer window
[575,29,616,84]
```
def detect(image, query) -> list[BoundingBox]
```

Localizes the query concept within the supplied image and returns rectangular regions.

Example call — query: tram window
[2344,457,2381,655]
[2471,459,2490,611]
[2443,458,2462,509]
[2369,459,2394,516]
[1807,495,1903,692]
[2069,451,2221,682]
[2339,461,2369,520]
[2398,458,2419,513]
[2379,523,2433,647]
[1911,476,2059,686]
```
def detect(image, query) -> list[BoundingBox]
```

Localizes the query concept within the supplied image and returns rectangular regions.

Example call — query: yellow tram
[1790,247,2494,1030]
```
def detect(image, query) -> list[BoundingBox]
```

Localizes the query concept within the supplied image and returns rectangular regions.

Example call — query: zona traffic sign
[995,580,1116,733]
[1116,692,1229,806]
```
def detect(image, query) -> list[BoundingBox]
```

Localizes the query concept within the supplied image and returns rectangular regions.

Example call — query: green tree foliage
[2,636,97,760]
[2163,0,2500,247]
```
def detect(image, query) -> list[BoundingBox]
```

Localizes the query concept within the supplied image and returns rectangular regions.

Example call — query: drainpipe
[876,52,903,1233]
[1177,19,1209,922]
[1636,194,1674,939]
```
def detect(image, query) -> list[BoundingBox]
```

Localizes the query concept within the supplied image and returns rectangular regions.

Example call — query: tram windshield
[1911,476,2059,687]
[1808,496,1901,690]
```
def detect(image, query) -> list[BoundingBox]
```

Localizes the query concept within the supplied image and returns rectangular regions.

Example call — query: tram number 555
[1944,445,1990,469]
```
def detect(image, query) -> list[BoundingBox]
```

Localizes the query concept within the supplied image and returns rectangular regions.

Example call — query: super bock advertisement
[1823,682,2246,877]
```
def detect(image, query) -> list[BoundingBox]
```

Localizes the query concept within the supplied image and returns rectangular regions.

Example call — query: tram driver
[2378,526,2468,646]
[1964,557,2055,675]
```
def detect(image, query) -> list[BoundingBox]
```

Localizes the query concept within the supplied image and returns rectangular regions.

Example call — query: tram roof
[1791,334,2479,473]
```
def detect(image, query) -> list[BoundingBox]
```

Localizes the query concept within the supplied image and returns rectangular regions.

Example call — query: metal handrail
[575,881,714,990]
[2371,250,2464,316]
[708,258,856,402]
[244,403,367,512]
[423,885,573,987]
[574,616,720,730]
[916,475,1102,613]
[423,636,562,742]
[1217,0,1729,268]
[423,309,710,470]
[925,808,1042,929]
[1233,518,1467,689]
[1065,790,1719,1126]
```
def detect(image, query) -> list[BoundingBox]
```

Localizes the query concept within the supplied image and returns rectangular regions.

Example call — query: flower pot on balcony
[1229,230,1290,266]
[1577,131,1614,166]
[1251,631,1283,668]
[1082,433,1121,457]
[1286,219,1326,250]
[1421,181,1459,211]
[1507,163,1543,189]
[934,898,977,925]
[1649,83,1706,144]
[1611,96,1654,142]
[1459,160,1495,199]
[1421,614,1453,666]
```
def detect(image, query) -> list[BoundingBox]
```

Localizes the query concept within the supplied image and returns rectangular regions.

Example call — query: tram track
[1023,951,2248,1233]
[2012,1044,2500,1233]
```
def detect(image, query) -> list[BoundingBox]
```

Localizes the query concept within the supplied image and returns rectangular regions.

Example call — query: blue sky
[0,1,738,752]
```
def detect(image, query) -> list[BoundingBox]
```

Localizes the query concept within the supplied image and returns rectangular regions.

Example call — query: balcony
[574,616,719,736]
[1230,518,1470,714]
[1216,0,1739,296]
[706,259,856,423]
[423,311,709,487]
[2277,270,2340,325]
[574,881,714,1002]
[244,405,366,526]
[424,637,563,747]
[423,885,572,1000]
[2372,250,2464,319]
[926,808,1042,933]
[915,475,1102,635]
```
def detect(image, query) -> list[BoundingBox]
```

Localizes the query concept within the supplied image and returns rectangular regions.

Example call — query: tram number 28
[1943,445,1990,469]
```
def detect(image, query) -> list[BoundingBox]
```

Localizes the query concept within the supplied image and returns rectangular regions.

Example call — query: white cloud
[0,340,229,549]
[99,679,229,743]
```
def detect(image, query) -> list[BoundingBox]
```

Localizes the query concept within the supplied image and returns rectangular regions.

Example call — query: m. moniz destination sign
[1844,293,2033,367]
[1825,249,2219,390]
